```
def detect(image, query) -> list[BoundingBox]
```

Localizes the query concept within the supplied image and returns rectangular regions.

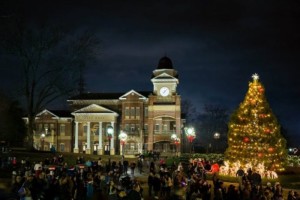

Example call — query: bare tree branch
[0,15,101,149]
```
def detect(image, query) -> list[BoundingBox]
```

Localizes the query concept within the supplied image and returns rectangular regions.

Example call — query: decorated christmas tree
[225,73,287,171]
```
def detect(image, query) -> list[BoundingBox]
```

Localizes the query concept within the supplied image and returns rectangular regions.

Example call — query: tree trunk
[25,115,35,151]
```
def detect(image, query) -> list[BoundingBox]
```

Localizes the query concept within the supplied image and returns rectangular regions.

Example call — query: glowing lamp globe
[107,126,114,139]
[118,131,128,145]
[171,133,177,141]
[185,127,196,143]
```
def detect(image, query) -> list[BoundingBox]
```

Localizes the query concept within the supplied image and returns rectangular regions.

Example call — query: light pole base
[110,148,115,155]
[85,148,91,154]
[73,148,79,153]
[97,149,103,155]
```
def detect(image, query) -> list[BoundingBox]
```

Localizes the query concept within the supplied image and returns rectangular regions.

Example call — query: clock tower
[147,56,182,155]
[151,56,179,97]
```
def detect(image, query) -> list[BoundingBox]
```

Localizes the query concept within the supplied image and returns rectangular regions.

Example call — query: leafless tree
[181,99,198,123]
[197,104,229,153]
[0,14,101,149]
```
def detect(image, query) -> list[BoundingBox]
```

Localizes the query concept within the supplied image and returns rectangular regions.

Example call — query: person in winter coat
[130,162,136,176]
[153,174,161,199]
[148,172,154,198]
[126,183,142,200]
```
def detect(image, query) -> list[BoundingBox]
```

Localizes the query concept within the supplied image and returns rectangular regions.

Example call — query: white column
[176,120,181,156]
[86,122,91,154]
[98,122,102,150]
[110,122,114,149]
[74,122,79,153]
[110,122,115,155]
[97,122,103,155]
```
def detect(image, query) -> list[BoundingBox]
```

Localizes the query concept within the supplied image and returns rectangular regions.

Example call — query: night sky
[1,0,300,146]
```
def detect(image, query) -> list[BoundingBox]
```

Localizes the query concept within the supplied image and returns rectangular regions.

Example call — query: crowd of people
[1,154,299,200]
[6,154,146,200]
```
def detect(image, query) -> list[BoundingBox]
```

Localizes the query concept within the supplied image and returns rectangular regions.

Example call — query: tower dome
[157,56,173,69]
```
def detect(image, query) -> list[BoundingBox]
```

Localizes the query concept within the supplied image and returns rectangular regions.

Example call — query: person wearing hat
[34,161,43,178]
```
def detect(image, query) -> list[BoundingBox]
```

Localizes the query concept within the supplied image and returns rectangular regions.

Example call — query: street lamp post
[118,131,128,156]
[174,138,180,156]
[106,126,114,155]
[171,134,177,154]
[184,127,196,153]
[41,133,45,151]
[171,133,181,156]
[214,132,220,153]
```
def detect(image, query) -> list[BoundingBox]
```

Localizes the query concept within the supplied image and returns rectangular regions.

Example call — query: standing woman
[153,174,161,199]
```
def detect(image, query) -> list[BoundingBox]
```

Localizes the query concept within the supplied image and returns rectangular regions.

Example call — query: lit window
[155,124,160,132]
[130,107,135,119]
[131,124,135,132]
[125,107,129,119]
[60,143,65,152]
[136,107,140,119]
[60,124,65,136]
[125,124,129,131]
[144,124,148,131]
[83,125,87,136]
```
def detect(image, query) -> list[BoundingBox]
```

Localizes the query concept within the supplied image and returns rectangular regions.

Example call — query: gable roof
[36,109,72,119]
[151,72,179,82]
[71,104,119,116]
[119,90,148,100]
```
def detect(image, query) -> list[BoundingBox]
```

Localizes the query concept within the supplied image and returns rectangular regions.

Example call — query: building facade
[29,56,184,155]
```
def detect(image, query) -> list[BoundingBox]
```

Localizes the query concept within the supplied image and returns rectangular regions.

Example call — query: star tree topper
[252,73,259,81]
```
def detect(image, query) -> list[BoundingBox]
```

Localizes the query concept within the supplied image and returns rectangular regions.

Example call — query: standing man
[130,161,136,176]
[123,159,129,175]
[236,167,245,190]
[138,158,143,174]
[148,172,154,198]
[251,169,262,187]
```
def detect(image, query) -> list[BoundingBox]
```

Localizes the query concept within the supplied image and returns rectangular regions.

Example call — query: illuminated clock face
[160,87,170,96]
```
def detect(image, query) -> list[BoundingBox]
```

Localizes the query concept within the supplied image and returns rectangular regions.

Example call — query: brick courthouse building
[26,57,185,155]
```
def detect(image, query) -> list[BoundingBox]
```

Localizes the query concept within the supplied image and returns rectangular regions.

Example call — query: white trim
[71,104,119,116]
[34,109,72,120]
[151,72,177,79]
[119,89,148,100]
[36,109,58,118]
